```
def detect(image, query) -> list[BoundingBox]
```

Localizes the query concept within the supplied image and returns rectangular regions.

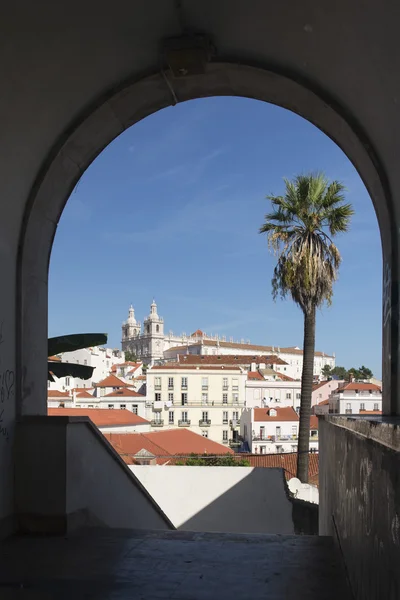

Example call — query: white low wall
[130,465,296,534]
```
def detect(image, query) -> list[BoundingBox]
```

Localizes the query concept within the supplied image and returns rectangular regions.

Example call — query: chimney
[349,371,354,383]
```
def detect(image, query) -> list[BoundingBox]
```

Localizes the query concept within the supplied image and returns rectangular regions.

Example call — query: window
[223,377,228,390]
[223,411,228,424]
[65,377,70,386]
[100,388,105,397]
[319,393,322,399]
[202,430,208,438]
[201,393,208,405]
[296,393,301,399]
[276,426,281,438]
[155,377,161,390]
[286,392,291,399]
[202,411,209,422]
[346,403,351,409]
[360,403,365,411]
[232,378,239,390]
[291,445,297,452]
[201,377,209,390]
[155,393,161,402]
[132,405,138,414]
[76,360,79,364]
[374,403,379,411]
[259,446,265,454]
[233,411,239,421]
[181,393,188,405]
[223,430,228,442]
[291,425,297,436]
[156,324,159,333]
[181,411,188,422]
[168,377,174,390]
[120,404,126,410]
[181,377,188,389]
[222,393,228,404]
[232,393,239,404]
[169,411,174,424]
[276,445,283,453]
[88,405,94,408]
[108,404,114,409]
[295,406,300,413]
[168,392,174,404]
[153,412,162,423]
[84,359,87,365]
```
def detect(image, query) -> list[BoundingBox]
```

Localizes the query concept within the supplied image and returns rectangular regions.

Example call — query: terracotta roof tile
[338,382,381,392]
[248,371,264,380]
[104,388,145,398]
[240,452,319,484]
[94,374,129,388]
[254,407,299,422]
[48,407,149,426]
[104,429,233,465]
[310,416,319,430]
[359,410,382,414]
[190,329,204,337]
[48,390,70,398]
[76,390,95,399]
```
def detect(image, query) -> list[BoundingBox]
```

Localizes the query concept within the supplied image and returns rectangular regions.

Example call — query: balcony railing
[222,439,229,444]
[151,420,164,427]
[252,434,298,442]
[229,439,241,447]
[222,420,229,425]
[223,385,229,390]
[202,386,209,391]
[199,419,211,427]
[155,386,161,391]
[178,420,191,427]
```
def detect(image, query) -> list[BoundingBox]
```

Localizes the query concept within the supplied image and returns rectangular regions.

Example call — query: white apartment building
[146,365,247,447]
[48,346,125,392]
[164,340,334,377]
[241,407,319,454]
[329,382,382,415]
[312,379,345,407]
[246,375,302,411]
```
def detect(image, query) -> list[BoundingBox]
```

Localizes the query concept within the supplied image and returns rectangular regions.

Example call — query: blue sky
[49,97,382,377]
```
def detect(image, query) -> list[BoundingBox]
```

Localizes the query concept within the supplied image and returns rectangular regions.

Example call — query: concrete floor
[0,529,351,599]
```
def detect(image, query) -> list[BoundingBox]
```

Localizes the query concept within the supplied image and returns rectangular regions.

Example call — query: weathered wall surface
[15,416,173,533]
[131,465,317,534]
[320,416,400,600]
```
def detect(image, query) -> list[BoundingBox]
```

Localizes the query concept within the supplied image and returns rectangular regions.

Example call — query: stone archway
[18,62,394,417]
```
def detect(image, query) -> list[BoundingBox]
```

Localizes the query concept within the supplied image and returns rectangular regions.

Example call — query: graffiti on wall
[0,322,14,443]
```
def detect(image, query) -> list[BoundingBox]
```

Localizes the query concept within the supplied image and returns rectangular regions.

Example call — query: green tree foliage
[175,454,250,466]
[260,173,353,482]
[321,364,332,378]
[124,350,138,362]
[330,366,348,380]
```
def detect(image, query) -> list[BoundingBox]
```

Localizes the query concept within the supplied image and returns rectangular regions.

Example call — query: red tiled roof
[104,429,233,465]
[276,372,296,382]
[176,354,288,366]
[48,355,61,362]
[310,416,319,430]
[116,361,142,369]
[135,375,146,380]
[94,374,129,388]
[104,388,145,398]
[248,371,264,380]
[240,453,319,485]
[317,399,329,406]
[254,407,299,422]
[76,391,95,399]
[338,382,381,392]
[72,387,94,393]
[48,390,70,398]
[48,408,149,426]
[359,410,382,415]
[190,329,204,337]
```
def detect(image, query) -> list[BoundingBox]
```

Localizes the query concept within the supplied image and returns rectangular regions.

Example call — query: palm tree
[259,173,353,482]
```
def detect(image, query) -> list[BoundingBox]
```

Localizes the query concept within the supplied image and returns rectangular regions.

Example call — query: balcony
[153,400,163,411]
[223,385,229,390]
[252,435,298,442]
[199,419,211,427]
[222,438,229,444]
[178,420,191,427]
[229,438,241,447]
[202,386,209,391]
[154,386,161,391]
[151,420,164,427]
[222,420,229,425]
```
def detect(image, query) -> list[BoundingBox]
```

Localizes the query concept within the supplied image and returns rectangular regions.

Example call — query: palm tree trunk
[296,305,316,482]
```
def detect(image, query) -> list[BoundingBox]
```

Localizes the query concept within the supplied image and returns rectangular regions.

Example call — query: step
[0,529,352,599]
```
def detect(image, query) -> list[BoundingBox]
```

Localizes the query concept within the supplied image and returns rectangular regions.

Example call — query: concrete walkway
[0,529,351,599]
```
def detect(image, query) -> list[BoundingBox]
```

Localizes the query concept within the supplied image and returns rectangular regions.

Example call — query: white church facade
[121,301,335,375]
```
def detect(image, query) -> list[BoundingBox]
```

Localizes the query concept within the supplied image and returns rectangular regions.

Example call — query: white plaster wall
[312,380,343,406]
[245,380,302,409]
[130,465,295,534]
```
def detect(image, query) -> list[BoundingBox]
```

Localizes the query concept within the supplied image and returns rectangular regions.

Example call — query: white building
[48,346,125,392]
[312,379,345,407]
[246,371,302,411]
[241,407,319,454]
[146,364,247,447]
[329,382,382,415]
[164,340,334,377]
[122,301,335,375]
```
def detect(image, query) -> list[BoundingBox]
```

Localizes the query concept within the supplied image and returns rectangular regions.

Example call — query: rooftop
[150,364,242,371]
[47,389,70,398]
[104,388,145,398]
[337,382,382,392]
[94,374,130,388]
[254,407,299,422]
[48,408,149,427]
[105,428,233,464]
